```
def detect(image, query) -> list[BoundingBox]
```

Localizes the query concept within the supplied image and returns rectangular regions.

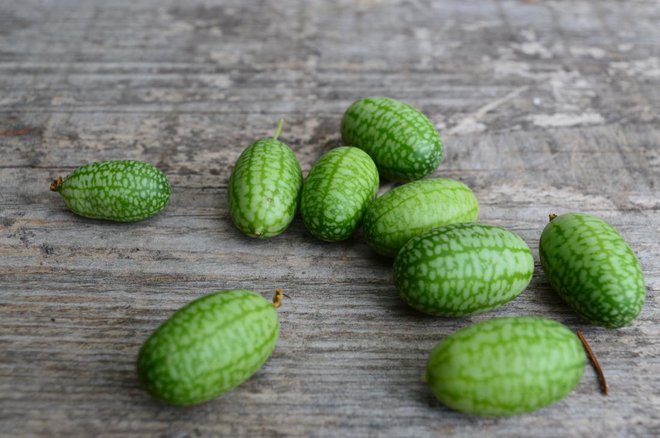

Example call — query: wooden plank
[1,0,658,436]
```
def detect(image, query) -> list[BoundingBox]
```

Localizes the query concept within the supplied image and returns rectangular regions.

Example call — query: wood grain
[1,0,658,436]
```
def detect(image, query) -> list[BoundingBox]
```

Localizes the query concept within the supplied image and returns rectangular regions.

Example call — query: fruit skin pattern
[51,160,170,222]
[340,96,443,182]
[228,135,302,238]
[137,290,279,406]
[300,147,379,242]
[426,317,585,416]
[394,223,533,316]
[539,212,646,328]
[363,178,478,257]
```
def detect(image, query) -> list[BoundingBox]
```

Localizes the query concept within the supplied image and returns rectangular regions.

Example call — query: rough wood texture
[1,0,658,436]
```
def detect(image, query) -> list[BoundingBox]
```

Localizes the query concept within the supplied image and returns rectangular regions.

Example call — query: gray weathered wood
[1,0,658,436]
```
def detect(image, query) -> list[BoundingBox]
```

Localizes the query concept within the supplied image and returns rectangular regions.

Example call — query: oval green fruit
[300,146,379,242]
[363,178,479,257]
[539,212,646,328]
[394,223,533,316]
[137,290,279,406]
[340,96,443,182]
[228,124,302,238]
[50,160,170,222]
[426,317,585,416]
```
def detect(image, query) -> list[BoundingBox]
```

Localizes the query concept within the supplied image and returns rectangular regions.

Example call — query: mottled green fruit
[300,147,379,242]
[340,96,443,182]
[228,124,302,238]
[540,212,646,328]
[394,223,534,316]
[426,317,585,416]
[50,160,170,222]
[137,290,279,406]
[395,224,533,316]
[363,178,478,257]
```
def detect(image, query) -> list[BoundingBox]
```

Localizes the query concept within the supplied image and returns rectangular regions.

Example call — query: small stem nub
[272,288,286,308]
[50,176,63,192]
[273,119,284,140]
[577,330,608,395]
[549,213,558,222]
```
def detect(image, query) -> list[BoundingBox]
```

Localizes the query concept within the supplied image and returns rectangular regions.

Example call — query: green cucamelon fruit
[426,317,585,416]
[394,223,533,316]
[137,290,280,406]
[50,160,170,222]
[340,96,443,182]
[228,121,303,238]
[363,178,479,257]
[539,212,646,328]
[300,146,379,242]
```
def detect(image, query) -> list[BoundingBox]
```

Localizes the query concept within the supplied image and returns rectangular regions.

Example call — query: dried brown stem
[272,288,285,308]
[577,330,608,395]
[549,213,558,221]
[50,176,63,192]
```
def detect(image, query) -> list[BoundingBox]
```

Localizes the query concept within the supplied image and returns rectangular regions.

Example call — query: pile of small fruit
[51,96,646,416]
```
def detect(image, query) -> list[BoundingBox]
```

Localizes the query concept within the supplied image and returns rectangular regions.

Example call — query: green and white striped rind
[340,96,443,182]
[426,317,585,416]
[56,160,170,222]
[228,138,302,238]
[394,223,533,316]
[539,212,646,328]
[300,146,379,242]
[363,178,479,257]
[137,290,279,406]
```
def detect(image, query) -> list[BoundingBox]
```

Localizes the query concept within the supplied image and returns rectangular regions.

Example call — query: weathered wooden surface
[1,0,659,436]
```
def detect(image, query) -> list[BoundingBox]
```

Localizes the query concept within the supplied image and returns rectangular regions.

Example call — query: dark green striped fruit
[228,122,302,238]
[137,290,279,406]
[50,160,170,222]
[300,146,379,242]
[540,212,646,328]
[363,178,478,257]
[395,223,533,316]
[426,317,585,416]
[340,96,443,182]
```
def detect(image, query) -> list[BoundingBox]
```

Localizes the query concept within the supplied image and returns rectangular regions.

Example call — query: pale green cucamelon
[394,223,534,316]
[300,146,379,242]
[50,160,170,222]
[340,96,443,182]
[540,212,646,328]
[228,121,303,238]
[137,290,280,406]
[363,178,479,257]
[426,317,585,416]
